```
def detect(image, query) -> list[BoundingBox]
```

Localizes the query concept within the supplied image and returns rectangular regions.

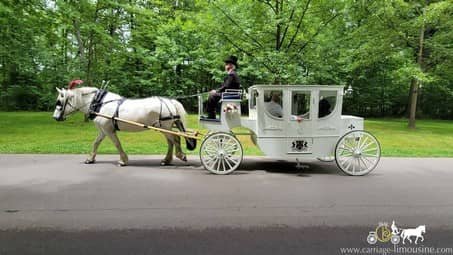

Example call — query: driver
[206,56,241,119]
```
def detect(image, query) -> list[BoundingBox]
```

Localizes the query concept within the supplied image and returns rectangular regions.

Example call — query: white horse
[400,225,426,244]
[53,86,194,166]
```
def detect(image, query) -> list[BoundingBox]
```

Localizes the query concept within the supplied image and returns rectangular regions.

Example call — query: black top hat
[224,55,238,68]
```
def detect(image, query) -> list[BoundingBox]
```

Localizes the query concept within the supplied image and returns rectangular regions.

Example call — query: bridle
[56,90,97,120]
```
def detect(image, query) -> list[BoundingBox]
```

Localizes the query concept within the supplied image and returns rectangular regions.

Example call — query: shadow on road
[107,157,344,176]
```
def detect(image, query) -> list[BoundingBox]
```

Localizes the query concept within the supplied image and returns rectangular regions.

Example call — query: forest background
[1,0,452,128]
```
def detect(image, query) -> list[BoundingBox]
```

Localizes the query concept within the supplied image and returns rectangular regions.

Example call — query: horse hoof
[118,161,127,167]
[181,156,187,162]
[160,160,173,166]
[85,159,95,164]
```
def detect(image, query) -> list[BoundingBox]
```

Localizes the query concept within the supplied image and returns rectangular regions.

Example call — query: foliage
[0,0,452,120]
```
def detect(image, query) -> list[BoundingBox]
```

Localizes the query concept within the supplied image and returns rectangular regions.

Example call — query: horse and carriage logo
[367,220,426,245]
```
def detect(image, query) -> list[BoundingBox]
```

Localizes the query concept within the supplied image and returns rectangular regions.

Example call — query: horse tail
[171,99,196,151]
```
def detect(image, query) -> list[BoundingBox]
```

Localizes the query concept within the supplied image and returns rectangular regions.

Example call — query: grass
[0,112,261,156]
[0,112,452,157]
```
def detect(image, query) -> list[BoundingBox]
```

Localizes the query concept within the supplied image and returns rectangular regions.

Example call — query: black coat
[217,71,240,93]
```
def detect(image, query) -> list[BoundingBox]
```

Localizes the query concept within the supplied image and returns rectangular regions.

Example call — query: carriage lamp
[346,85,353,95]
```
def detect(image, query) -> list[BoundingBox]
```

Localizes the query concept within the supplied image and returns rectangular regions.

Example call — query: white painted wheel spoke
[362,147,378,153]
[221,159,227,172]
[224,157,233,169]
[363,152,379,158]
[208,157,219,169]
[362,155,376,166]
[361,141,376,152]
[359,157,370,170]
[344,157,353,171]
[215,158,221,172]
[359,136,371,150]
[339,150,353,156]
[226,156,239,165]
[343,141,356,151]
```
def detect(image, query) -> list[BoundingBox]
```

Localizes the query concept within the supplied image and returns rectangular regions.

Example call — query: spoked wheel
[200,132,243,175]
[335,130,381,176]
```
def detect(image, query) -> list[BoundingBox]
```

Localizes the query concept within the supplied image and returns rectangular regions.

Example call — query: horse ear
[56,87,61,93]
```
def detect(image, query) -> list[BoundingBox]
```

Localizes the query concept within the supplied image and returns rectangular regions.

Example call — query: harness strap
[159,115,180,121]
[158,97,180,121]
[113,98,126,131]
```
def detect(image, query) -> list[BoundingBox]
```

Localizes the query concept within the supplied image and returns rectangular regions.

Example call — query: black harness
[88,89,109,120]
[155,97,180,127]
[158,97,180,121]
[112,98,126,131]
[88,89,125,131]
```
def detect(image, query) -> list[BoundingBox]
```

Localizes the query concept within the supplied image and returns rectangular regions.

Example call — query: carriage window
[319,90,337,118]
[264,90,283,118]
[291,91,310,119]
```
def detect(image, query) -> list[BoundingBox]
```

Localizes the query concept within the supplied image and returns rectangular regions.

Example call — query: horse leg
[106,131,128,166]
[173,135,187,162]
[161,135,174,166]
[415,236,419,244]
[85,131,106,164]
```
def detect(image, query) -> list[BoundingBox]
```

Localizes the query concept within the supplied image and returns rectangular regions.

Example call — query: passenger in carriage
[265,92,283,118]
[206,56,241,119]
[318,98,331,118]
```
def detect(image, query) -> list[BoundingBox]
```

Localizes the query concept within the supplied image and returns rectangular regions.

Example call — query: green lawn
[0,112,452,157]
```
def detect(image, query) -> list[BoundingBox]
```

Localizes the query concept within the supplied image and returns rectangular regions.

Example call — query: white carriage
[198,85,381,176]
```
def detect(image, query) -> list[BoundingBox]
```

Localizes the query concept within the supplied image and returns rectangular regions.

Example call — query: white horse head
[53,87,76,121]
[419,225,426,234]
[53,87,97,121]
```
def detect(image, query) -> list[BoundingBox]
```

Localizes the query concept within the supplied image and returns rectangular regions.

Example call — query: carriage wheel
[200,132,243,175]
[391,234,401,245]
[335,130,381,176]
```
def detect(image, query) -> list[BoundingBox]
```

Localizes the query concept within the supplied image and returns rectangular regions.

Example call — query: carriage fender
[340,115,364,133]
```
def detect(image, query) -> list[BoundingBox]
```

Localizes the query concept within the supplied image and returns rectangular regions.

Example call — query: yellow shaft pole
[93,112,201,140]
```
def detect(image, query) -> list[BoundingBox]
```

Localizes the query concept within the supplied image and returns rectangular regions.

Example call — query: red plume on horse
[68,79,84,90]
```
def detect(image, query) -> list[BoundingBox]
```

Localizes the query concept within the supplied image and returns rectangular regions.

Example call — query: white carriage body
[199,85,364,160]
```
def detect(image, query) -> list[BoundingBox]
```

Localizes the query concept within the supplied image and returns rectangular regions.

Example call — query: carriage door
[260,89,286,137]
[287,90,314,154]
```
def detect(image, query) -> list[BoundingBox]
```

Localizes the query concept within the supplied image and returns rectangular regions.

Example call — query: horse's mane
[76,86,99,94]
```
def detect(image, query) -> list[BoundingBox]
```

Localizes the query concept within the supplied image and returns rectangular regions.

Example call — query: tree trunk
[73,19,85,62]
[408,19,425,129]
[275,0,281,50]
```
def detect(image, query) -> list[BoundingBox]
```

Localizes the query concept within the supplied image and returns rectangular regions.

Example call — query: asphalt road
[1,155,452,254]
